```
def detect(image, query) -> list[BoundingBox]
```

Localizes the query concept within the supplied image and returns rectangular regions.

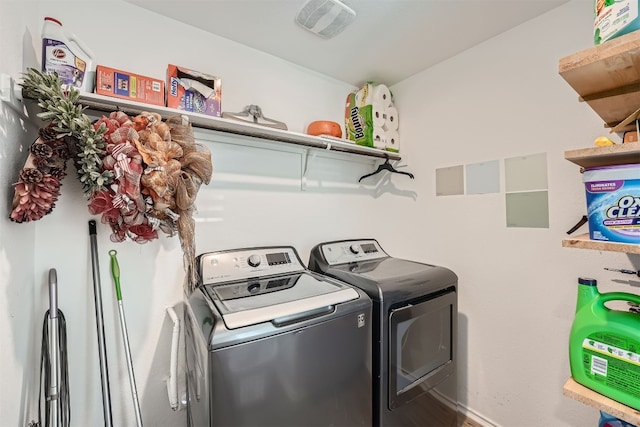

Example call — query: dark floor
[460,415,485,427]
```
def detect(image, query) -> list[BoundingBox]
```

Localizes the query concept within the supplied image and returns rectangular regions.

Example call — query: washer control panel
[321,239,388,265]
[199,247,304,285]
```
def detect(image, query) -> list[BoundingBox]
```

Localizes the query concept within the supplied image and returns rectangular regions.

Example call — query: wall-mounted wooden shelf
[562,233,640,254]
[559,30,640,131]
[563,378,640,426]
[564,142,640,168]
[560,31,640,427]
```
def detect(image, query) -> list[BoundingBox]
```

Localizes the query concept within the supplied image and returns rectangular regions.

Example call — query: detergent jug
[569,277,640,410]
[41,16,94,92]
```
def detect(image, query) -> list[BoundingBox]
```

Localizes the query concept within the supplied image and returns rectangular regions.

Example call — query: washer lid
[204,272,359,329]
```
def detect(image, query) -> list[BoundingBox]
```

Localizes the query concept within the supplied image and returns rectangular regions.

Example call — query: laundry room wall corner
[0,3,44,426]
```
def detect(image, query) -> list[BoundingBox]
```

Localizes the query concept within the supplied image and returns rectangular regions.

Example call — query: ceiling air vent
[295,0,356,39]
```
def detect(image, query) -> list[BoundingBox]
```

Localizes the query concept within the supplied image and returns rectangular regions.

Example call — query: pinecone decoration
[21,68,112,195]
[38,124,71,160]
[19,168,43,184]
[9,175,62,223]
[8,126,72,222]
[49,138,70,160]
[30,141,53,159]
[32,157,49,169]
[38,124,58,142]
[48,166,66,179]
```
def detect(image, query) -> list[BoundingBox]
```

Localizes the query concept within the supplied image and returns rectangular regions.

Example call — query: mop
[38,268,70,427]
[88,220,113,426]
[109,250,143,427]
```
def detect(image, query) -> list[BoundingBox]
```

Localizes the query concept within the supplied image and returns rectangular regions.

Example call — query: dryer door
[388,288,456,409]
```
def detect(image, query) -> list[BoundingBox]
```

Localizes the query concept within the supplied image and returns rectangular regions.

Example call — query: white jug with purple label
[41,16,95,92]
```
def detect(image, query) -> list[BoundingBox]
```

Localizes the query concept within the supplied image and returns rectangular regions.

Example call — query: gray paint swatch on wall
[505,153,548,192]
[465,160,500,194]
[436,165,464,196]
[506,191,549,228]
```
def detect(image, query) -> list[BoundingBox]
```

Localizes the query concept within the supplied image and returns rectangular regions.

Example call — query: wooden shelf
[559,30,640,130]
[563,378,640,426]
[562,233,640,254]
[74,92,400,161]
[564,142,640,168]
[560,37,640,424]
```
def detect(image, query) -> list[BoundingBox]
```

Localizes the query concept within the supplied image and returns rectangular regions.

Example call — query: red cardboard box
[95,65,165,106]
[167,64,221,117]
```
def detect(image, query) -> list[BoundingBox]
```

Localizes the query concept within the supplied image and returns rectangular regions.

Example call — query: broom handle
[48,268,59,427]
[89,220,113,427]
[110,250,143,427]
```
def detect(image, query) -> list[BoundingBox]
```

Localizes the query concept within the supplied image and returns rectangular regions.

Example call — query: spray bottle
[41,16,95,92]
[569,277,640,411]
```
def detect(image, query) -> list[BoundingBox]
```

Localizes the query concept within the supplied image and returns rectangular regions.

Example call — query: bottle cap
[44,17,62,26]
[578,277,598,286]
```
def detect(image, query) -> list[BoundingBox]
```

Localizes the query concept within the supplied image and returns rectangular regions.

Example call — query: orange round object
[306,121,342,138]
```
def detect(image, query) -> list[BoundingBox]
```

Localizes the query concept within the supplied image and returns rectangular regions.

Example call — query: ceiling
[126,0,569,87]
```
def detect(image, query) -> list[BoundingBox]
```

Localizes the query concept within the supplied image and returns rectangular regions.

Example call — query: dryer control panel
[199,247,305,285]
[321,239,388,265]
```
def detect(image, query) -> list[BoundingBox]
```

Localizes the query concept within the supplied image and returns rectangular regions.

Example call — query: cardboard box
[167,64,221,117]
[95,65,165,106]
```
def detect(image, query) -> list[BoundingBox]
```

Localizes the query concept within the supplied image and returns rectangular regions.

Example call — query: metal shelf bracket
[300,141,335,190]
[301,149,317,191]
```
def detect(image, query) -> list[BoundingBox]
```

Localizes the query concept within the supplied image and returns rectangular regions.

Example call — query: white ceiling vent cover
[295,0,356,39]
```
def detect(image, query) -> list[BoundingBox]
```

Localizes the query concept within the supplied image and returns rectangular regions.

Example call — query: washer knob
[247,254,261,267]
[349,245,360,254]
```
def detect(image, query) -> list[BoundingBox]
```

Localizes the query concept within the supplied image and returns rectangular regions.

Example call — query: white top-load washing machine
[184,246,372,427]
[308,239,459,427]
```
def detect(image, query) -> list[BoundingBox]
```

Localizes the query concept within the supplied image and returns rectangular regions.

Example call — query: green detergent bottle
[569,277,640,410]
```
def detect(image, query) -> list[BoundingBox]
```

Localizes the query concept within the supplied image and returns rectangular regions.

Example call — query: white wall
[0,3,45,426]
[2,0,638,426]
[391,1,639,426]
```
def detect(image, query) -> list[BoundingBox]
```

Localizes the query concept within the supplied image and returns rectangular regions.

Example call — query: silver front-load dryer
[185,246,372,426]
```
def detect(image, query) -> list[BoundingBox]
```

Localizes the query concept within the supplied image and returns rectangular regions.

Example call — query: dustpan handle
[49,268,58,319]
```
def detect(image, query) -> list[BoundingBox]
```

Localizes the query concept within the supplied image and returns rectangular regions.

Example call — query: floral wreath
[10,68,213,291]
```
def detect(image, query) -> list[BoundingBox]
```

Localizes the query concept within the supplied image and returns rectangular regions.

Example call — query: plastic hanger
[358,153,414,182]
[566,215,588,235]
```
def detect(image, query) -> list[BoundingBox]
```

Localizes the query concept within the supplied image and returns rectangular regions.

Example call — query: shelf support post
[301,149,317,191]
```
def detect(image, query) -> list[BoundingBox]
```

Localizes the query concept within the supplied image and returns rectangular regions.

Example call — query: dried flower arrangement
[10,68,213,290]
